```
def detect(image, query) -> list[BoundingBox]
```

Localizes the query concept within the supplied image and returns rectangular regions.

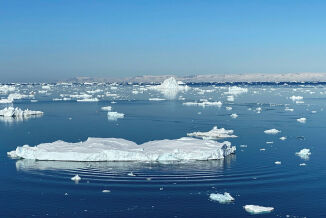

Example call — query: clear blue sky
[0,0,326,82]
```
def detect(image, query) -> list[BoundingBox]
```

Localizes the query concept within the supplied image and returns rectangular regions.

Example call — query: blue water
[0,84,325,217]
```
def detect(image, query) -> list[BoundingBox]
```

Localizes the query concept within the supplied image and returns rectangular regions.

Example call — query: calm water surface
[0,84,325,217]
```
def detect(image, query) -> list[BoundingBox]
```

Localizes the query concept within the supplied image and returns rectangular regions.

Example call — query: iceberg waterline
[7,137,236,162]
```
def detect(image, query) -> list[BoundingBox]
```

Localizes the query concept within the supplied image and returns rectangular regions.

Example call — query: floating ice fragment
[149,98,165,101]
[299,163,306,166]
[280,137,287,141]
[0,107,43,118]
[264,129,281,134]
[297,118,306,123]
[227,96,234,102]
[187,126,237,139]
[71,175,81,181]
[230,113,238,119]
[127,172,136,176]
[296,149,311,160]
[102,189,111,193]
[244,205,274,214]
[274,161,281,165]
[101,106,112,111]
[77,98,99,102]
[226,107,232,111]
[107,112,124,120]
[209,192,234,203]
[225,86,248,95]
[290,96,303,101]
[183,101,222,107]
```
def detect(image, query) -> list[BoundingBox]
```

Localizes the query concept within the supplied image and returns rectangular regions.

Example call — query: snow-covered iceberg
[7,137,236,162]
[150,77,189,99]
[187,126,237,139]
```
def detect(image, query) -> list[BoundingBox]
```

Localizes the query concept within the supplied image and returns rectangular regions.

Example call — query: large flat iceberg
[8,137,236,162]
[0,107,43,117]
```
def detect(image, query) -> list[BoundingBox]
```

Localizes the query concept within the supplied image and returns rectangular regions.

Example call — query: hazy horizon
[1,0,326,82]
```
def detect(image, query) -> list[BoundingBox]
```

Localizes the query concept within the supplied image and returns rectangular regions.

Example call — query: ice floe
[230,113,238,119]
[107,112,124,120]
[209,192,234,203]
[297,117,306,123]
[296,149,311,160]
[290,95,303,101]
[101,106,112,111]
[183,101,222,107]
[244,205,274,214]
[225,86,248,95]
[187,126,237,139]
[264,129,281,134]
[7,137,236,162]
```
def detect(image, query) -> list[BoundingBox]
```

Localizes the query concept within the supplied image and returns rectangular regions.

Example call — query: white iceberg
[71,174,81,181]
[77,98,99,102]
[7,137,236,162]
[149,98,165,101]
[150,77,189,99]
[230,113,238,119]
[107,112,124,120]
[225,86,248,95]
[244,205,274,214]
[209,192,234,203]
[187,126,237,139]
[101,106,112,111]
[297,118,306,123]
[227,96,234,102]
[296,148,311,160]
[290,96,303,101]
[183,101,222,107]
[0,107,43,118]
[264,129,281,134]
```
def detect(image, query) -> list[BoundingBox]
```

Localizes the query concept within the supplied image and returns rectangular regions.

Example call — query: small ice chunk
[285,107,294,112]
[149,98,165,101]
[107,112,124,120]
[244,205,274,214]
[230,113,238,119]
[226,107,232,111]
[183,101,222,107]
[296,149,311,160]
[102,189,111,193]
[264,129,281,134]
[274,161,281,165]
[299,163,306,166]
[240,145,247,148]
[209,192,234,203]
[101,106,112,111]
[71,175,81,181]
[127,172,136,176]
[280,136,287,141]
[77,98,99,102]
[227,96,234,102]
[290,96,303,101]
[297,118,306,123]
[226,86,248,95]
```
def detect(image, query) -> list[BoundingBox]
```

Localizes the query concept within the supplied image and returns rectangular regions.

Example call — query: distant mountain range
[65,73,326,84]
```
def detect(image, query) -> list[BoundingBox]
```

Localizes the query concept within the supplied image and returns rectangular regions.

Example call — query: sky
[0,0,326,82]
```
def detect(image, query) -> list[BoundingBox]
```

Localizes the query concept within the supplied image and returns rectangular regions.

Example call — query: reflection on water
[0,114,43,124]
[15,155,236,173]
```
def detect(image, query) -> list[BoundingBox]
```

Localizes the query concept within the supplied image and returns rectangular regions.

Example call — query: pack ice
[7,137,236,162]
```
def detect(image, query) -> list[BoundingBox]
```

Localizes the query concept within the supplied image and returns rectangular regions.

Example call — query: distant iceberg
[150,77,189,99]
[8,137,236,162]
[0,107,43,118]
[183,101,222,107]
[187,126,237,139]
[264,129,281,134]
[107,112,124,120]
[225,86,248,95]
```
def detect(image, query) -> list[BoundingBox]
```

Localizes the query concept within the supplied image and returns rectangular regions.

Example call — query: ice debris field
[1,77,325,217]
